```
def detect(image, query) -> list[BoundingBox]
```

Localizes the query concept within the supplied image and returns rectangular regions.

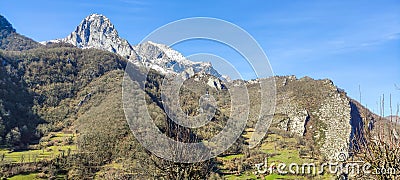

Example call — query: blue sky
[1,0,399,115]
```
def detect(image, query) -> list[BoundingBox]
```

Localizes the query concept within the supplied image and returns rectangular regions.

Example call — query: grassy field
[220,128,335,179]
[218,154,245,161]
[8,173,40,180]
[0,132,77,164]
[7,172,67,180]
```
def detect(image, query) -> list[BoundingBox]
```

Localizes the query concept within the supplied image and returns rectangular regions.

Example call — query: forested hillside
[0,14,397,179]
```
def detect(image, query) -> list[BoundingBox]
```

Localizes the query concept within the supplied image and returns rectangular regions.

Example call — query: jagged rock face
[191,73,225,90]
[206,77,223,90]
[273,76,309,137]
[314,90,352,160]
[46,14,138,60]
[44,14,223,79]
[276,101,309,137]
[272,76,354,160]
[134,41,222,78]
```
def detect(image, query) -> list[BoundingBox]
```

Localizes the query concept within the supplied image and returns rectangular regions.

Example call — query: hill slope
[0,15,40,51]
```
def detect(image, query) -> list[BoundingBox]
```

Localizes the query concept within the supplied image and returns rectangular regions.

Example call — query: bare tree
[353,95,400,180]
[149,119,215,180]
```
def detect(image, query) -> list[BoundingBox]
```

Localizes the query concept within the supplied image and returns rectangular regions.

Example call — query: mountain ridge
[41,13,223,79]
[41,13,138,60]
[0,15,41,51]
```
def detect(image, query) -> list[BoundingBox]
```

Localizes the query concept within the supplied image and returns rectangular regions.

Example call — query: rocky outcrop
[206,76,224,90]
[314,91,352,160]
[270,76,367,160]
[134,41,222,78]
[277,104,309,137]
[191,73,225,90]
[43,14,138,60]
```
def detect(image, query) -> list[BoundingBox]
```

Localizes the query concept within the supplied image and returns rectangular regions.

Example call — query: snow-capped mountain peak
[135,41,222,79]
[146,41,187,62]
[42,13,138,60]
[42,14,224,81]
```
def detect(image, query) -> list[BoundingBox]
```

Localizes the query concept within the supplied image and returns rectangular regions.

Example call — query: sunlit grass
[221,130,325,179]
[49,132,74,141]
[0,132,77,163]
[218,154,245,161]
[8,173,41,180]
[224,173,257,180]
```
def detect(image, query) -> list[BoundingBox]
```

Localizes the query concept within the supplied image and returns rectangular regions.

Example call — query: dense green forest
[0,47,126,146]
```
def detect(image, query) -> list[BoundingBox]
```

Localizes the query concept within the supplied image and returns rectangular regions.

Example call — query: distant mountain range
[41,14,223,79]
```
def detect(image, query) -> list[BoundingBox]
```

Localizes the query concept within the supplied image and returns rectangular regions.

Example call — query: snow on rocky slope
[41,14,223,81]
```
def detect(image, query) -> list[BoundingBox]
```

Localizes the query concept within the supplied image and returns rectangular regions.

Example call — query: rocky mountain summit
[42,14,223,80]
[42,14,137,60]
